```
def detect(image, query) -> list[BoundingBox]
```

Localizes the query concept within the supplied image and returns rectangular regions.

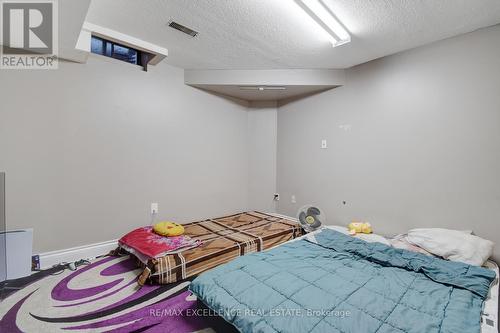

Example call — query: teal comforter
[190,229,496,333]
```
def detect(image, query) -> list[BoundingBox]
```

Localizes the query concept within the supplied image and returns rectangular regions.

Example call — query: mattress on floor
[131,211,303,284]
[295,226,500,333]
[481,260,499,333]
[190,229,496,333]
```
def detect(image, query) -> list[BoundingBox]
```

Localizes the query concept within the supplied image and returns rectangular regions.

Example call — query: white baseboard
[38,239,118,270]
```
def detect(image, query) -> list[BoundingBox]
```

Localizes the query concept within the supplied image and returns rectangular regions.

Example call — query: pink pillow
[389,234,434,256]
[119,226,200,259]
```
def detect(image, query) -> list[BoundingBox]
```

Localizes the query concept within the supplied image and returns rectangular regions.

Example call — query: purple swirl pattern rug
[0,256,218,333]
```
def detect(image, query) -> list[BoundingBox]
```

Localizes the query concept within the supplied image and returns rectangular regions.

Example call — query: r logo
[2,2,53,54]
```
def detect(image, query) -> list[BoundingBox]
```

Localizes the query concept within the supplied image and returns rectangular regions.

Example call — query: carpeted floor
[0,256,237,332]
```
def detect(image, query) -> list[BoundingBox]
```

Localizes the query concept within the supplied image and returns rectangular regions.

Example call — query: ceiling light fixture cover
[239,86,287,91]
[296,0,350,47]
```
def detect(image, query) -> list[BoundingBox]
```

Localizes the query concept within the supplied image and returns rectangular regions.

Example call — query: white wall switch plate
[321,139,328,149]
[151,203,159,214]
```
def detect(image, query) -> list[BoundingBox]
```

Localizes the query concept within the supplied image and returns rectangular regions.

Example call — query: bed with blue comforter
[189,229,496,333]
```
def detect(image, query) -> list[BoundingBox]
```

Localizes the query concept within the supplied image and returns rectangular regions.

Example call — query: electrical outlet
[151,203,159,215]
[291,195,296,204]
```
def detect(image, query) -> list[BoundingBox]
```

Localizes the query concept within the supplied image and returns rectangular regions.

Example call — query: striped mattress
[132,211,303,285]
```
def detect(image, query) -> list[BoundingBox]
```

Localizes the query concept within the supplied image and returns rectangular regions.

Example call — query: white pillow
[406,228,494,266]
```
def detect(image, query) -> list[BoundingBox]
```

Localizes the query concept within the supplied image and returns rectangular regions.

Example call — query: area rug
[0,256,232,332]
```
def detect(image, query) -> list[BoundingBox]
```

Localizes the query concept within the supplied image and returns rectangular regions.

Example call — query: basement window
[91,36,152,71]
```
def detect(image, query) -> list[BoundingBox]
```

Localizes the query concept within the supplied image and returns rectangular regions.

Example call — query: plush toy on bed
[348,222,372,235]
[153,221,185,236]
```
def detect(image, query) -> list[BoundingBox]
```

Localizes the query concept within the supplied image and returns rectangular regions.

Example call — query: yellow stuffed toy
[348,222,372,235]
[153,221,185,237]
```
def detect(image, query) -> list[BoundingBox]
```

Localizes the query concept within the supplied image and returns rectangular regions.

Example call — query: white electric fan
[297,205,325,232]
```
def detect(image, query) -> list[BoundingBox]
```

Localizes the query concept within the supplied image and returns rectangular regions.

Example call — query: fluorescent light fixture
[296,0,350,47]
[239,86,287,91]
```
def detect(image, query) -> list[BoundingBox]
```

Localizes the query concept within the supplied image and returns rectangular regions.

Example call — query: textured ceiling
[85,0,500,69]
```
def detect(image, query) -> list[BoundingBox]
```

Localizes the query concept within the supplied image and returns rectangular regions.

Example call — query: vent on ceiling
[239,86,287,91]
[168,21,198,37]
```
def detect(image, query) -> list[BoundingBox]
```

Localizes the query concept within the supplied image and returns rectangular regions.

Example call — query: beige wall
[0,55,254,253]
[247,101,278,213]
[3,25,500,260]
[277,25,500,260]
